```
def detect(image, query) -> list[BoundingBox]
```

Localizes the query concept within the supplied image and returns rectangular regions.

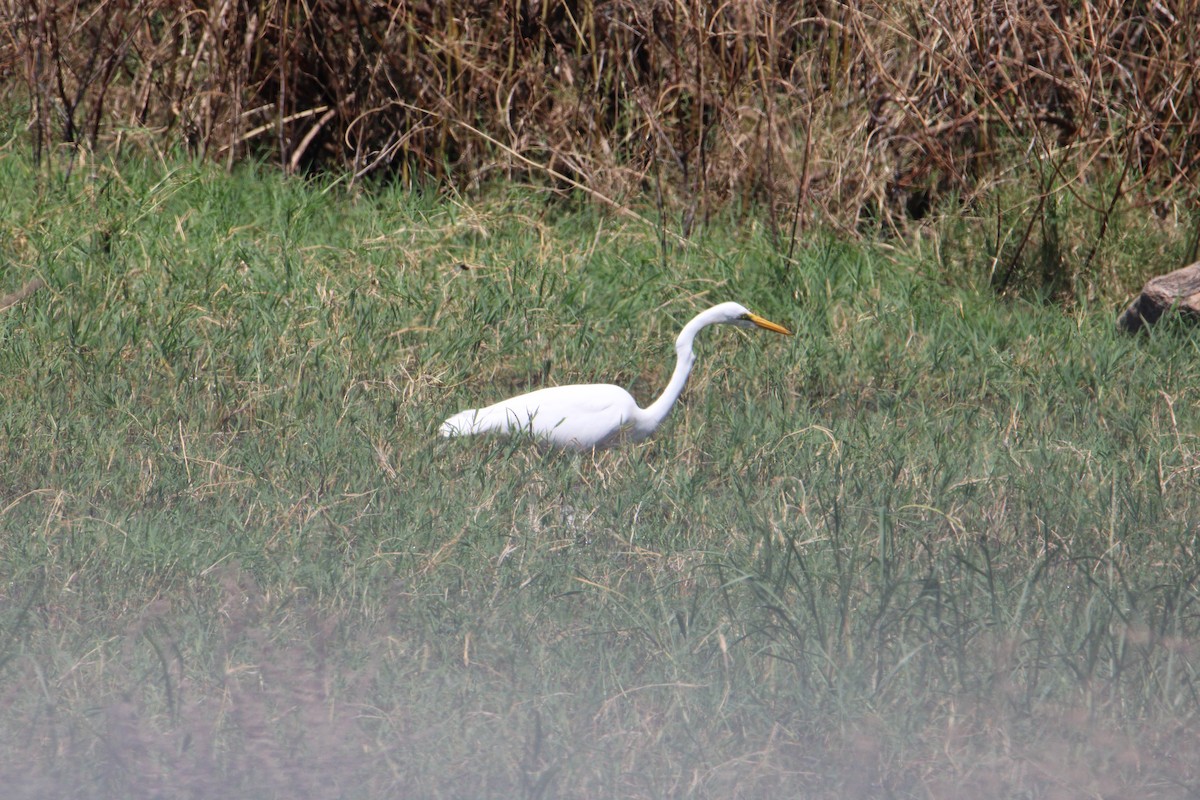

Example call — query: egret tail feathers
[440,406,529,438]
[439,408,483,437]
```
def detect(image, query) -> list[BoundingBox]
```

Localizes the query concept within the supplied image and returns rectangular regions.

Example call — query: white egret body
[439,302,792,450]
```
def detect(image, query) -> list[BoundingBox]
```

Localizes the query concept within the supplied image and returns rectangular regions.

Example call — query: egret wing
[441,384,639,449]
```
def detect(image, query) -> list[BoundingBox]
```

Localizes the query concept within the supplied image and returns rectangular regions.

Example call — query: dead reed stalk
[2,0,1196,232]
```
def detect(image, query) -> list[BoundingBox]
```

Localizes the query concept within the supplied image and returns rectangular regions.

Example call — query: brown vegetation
[4,0,1198,230]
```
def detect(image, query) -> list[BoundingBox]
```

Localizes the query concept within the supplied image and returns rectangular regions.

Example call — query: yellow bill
[746,313,793,336]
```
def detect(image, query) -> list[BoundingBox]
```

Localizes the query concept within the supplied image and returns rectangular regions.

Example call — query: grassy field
[2,147,1200,799]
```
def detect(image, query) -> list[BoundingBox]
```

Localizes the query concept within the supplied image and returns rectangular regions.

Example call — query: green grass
[2,146,1199,799]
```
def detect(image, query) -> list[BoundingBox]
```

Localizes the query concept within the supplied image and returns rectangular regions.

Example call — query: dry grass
[4,0,1197,235]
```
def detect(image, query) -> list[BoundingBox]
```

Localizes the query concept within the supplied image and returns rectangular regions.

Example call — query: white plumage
[439,301,792,450]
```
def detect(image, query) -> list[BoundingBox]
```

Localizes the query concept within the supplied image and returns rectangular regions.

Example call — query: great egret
[439,301,792,450]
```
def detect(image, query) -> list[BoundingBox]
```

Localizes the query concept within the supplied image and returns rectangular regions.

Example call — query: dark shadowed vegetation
[5,1,1199,241]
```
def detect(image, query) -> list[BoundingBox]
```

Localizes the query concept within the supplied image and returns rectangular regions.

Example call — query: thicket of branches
[3,1,1198,233]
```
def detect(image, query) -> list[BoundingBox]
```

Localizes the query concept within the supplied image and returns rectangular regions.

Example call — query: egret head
[711,302,793,335]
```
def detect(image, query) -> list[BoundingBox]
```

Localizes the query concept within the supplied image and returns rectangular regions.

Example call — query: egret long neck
[639,315,705,431]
